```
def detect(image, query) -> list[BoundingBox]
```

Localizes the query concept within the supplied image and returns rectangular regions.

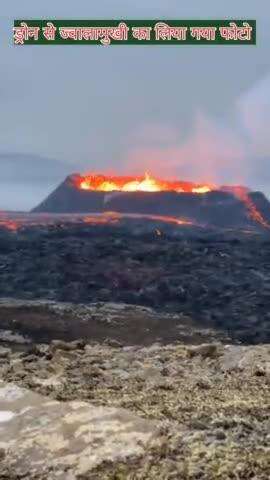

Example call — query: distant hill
[0,153,75,211]
[0,153,71,184]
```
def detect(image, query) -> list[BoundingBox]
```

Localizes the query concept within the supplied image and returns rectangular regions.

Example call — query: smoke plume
[125,74,270,193]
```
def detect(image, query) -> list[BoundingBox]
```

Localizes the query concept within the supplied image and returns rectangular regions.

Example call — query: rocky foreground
[0,337,269,479]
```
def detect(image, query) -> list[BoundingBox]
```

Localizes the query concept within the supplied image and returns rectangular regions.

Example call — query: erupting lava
[79,172,213,194]
[76,172,270,229]
[24,172,270,231]
[233,188,270,229]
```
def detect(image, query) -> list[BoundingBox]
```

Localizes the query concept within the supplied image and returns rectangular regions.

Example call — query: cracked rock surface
[0,381,156,479]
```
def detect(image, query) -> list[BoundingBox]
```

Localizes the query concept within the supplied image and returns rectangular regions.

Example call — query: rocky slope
[0,223,270,343]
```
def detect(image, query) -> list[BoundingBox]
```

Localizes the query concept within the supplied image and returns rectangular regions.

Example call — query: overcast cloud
[0,0,270,209]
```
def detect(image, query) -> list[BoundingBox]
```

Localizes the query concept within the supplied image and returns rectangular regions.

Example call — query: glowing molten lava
[76,173,270,229]
[79,172,212,194]
[232,188,270,229]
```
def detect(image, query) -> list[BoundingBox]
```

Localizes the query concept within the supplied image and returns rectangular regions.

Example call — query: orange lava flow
[232,188,270,229]
[78,172,213,194]
[82,212,194,226]
[243,198,269,229]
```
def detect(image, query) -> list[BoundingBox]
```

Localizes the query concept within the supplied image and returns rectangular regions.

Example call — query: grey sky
[0,1,270,209]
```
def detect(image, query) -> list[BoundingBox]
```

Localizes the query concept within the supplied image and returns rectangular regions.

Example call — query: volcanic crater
[32,172,270,230]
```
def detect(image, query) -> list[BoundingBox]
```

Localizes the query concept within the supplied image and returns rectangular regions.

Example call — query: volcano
[32,172,270,229]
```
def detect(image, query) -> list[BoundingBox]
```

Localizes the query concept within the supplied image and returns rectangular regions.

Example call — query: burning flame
[79,172,212,194]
